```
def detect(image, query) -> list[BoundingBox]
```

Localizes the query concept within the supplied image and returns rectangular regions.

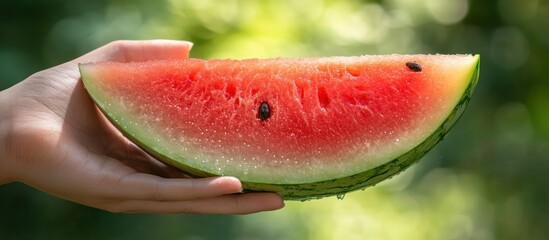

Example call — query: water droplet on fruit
[336,194,346,200]
[405,61,422,72]
[258,101,271,121]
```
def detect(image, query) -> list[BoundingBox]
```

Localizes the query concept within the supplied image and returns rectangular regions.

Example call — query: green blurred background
[1,0,548,239]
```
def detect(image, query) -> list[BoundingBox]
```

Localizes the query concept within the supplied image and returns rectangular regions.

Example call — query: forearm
[0,87,16,184]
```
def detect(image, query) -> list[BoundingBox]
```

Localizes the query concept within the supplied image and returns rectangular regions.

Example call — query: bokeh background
[1,0,548,239]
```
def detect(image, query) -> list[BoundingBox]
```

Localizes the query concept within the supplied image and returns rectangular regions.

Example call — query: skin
[0,40,285,214]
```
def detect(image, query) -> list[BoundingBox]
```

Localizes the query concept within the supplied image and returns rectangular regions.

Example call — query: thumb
[73,40,194,63]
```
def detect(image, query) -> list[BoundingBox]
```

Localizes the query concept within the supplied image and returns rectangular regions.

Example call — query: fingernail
[224,176,243,193]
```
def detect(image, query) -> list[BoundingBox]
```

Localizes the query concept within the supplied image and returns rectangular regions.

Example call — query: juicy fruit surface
[80,54,479,200]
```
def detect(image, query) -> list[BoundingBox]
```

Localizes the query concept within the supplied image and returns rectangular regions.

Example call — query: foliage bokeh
[1,0,548,239]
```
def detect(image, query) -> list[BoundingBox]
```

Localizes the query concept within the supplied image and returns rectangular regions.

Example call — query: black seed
[258,101,271,121]
[406,61,422,72]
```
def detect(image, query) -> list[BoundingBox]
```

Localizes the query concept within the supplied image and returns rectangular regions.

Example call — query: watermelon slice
[79,54,480,200]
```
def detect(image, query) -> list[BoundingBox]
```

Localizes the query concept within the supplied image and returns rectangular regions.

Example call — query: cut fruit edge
[80,55,480,200]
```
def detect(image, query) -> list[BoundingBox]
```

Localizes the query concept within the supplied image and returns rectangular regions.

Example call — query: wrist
[0,87,17,184]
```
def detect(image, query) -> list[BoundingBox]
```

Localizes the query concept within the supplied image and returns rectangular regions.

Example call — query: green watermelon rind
[81,55,480,201]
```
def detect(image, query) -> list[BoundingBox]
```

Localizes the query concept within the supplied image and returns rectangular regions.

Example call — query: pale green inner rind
[80,55,480,200]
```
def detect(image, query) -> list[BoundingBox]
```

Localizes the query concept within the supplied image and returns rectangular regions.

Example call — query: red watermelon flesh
[80,54,480,200]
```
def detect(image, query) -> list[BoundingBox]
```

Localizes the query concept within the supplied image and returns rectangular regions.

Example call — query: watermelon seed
[405,61,422,72]
[258,101,271,121]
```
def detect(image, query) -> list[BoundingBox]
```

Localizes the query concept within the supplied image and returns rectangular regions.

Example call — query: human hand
[0,40,285,214]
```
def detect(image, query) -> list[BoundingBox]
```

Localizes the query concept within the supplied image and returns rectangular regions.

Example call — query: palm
[3,40,284,214]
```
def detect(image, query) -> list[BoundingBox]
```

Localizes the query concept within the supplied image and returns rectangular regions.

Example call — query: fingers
[74,40,193,63]
[118,40,194,62]
[107,173,243,201]
[97,172,285,214]
[106,192,285,214]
